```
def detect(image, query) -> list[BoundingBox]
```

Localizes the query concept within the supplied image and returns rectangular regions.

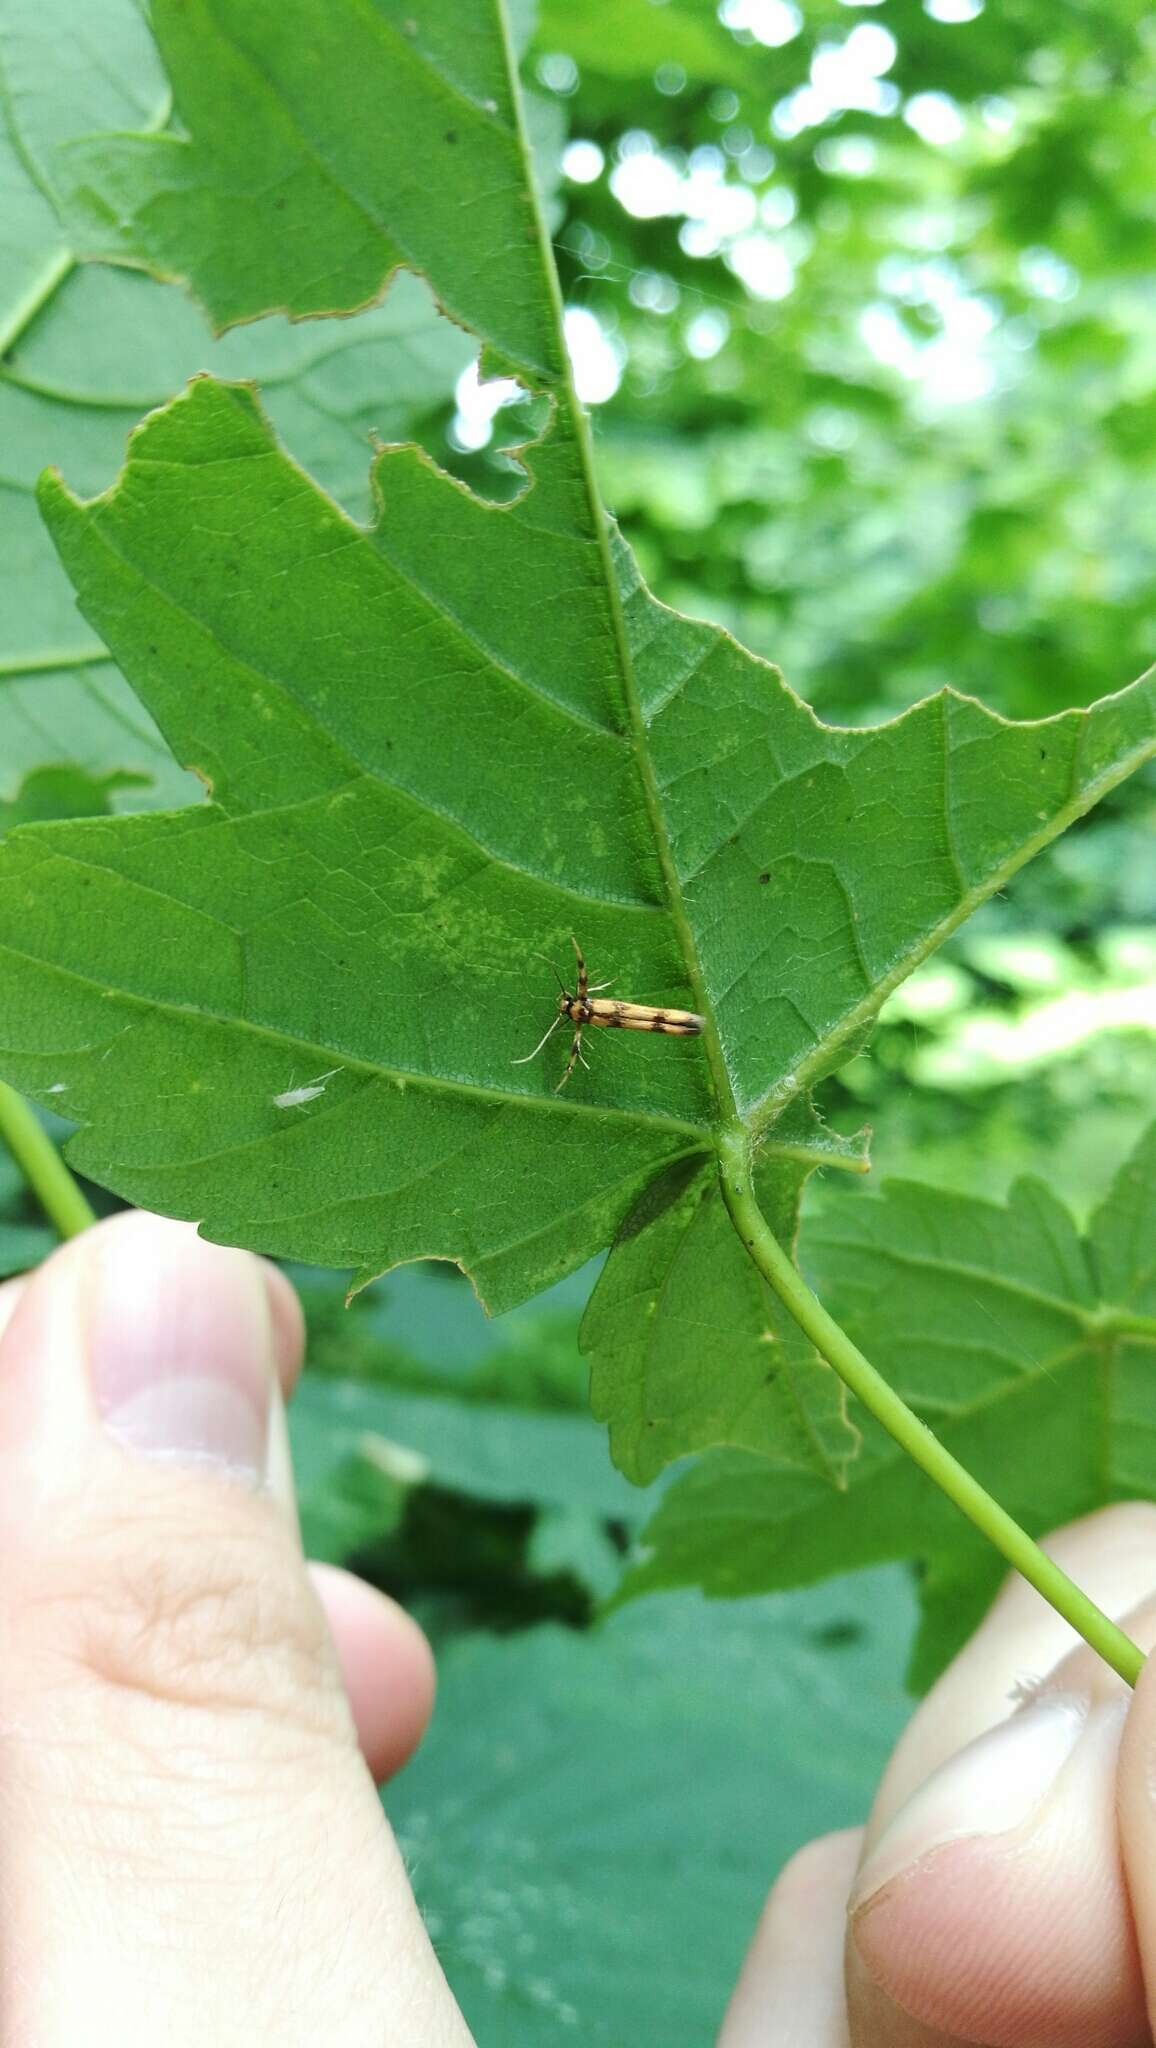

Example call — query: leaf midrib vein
[497,23,734,1128]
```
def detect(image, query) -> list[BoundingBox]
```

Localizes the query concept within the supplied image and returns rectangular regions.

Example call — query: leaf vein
[0,937,708,1139]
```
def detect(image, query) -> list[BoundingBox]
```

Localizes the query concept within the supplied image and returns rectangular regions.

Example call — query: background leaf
[387,1570,915,2045]
[584,1129,861,1482]
[0,0,166,351]
[0,1139,53,1273]
[290,1263,645,1615]
[60,0,563,374]
[0,0,474,818]
[535,0,757,90]
[292,1371,644,1524]
[290,1362,648,1617]
[617,1119,1156,1683]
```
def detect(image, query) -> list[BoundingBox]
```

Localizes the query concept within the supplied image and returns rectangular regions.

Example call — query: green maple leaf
[387,1575,912,2039]
[0,0,471,816]
[0,0,180,808]
[1,0,1155,1511]
[0,0,167,353]
[614,1120,1156,1681]
[584,1104,868,1481]
[52,0,561,363]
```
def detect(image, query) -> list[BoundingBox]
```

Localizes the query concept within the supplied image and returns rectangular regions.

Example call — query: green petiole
[0,1081,96,1241]
[718,1125,1145,1689]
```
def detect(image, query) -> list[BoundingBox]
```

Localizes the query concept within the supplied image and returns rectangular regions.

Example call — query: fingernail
[89,1217,274,1481]
[850,1692,1089,1910]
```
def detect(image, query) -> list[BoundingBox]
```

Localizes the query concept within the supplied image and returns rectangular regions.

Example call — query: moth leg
[570,935,588,1003]
[555,1023,585,1091]
[587,978,615,993]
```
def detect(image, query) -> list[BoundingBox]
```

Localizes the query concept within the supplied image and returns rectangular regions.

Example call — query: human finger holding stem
[6,1214,1156,2041]
[721,1500,1156,2046]
[0,1212,471,2044]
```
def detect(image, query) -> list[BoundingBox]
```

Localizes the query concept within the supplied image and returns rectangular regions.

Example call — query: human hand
[719,1502,1156,2045]
[0,1210,475,2046]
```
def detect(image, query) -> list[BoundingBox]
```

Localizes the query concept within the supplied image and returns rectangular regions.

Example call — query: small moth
[514,935,704,1092]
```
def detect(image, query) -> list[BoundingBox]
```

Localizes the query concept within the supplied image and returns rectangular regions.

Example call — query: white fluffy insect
[272,1068,339,1111]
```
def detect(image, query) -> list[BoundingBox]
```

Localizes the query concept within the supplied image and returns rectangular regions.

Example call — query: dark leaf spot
[809,1618,864,1650]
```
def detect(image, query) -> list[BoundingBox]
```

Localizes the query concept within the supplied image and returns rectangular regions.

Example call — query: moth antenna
[531,949,567,994]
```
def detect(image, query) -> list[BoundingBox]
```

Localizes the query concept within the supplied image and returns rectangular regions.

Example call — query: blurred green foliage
[537,0,1156,719]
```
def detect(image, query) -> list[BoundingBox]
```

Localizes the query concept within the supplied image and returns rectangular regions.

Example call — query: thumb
[1116,1626,1156,2037]
[0,1211,471,2047]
